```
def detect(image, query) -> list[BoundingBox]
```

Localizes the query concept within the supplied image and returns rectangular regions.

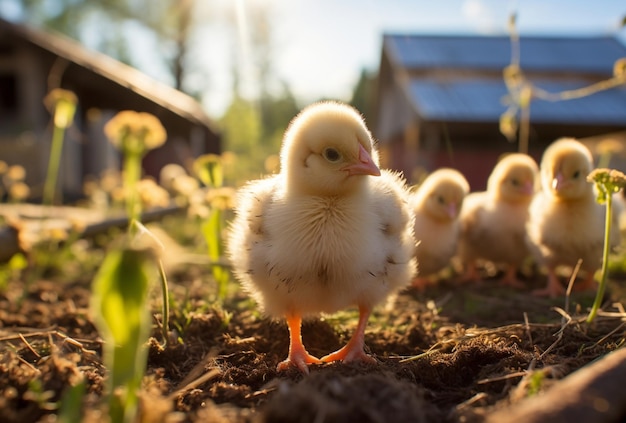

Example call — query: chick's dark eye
[511,178,520,186]
[573,171,581,178]
[323,148,341,163]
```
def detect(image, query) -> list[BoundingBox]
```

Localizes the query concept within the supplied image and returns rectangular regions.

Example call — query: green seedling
[58,378,86,423]
[194,154,234,301]
[0,252,27,292]
[527,371,545,396]
[131,220,170,347]
[103,111,171,349]
[586,168,626,323]
[91,245,156,423]
[43,89,77,206]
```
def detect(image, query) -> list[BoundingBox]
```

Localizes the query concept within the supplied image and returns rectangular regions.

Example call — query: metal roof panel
[409,78,626,125]
[387,34,626,75]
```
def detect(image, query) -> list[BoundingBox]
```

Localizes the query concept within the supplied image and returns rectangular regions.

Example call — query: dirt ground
[1,262,626,423]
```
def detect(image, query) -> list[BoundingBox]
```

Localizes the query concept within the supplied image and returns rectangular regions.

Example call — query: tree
[11,0,203,93]
[350,68,377,120]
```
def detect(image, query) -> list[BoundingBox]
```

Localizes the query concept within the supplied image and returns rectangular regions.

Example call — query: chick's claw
[277,351,322,374]
[532,272,565,298]
[321,346,376,364]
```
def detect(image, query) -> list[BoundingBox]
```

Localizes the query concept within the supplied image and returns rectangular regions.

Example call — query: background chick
[227,101,417,373]
[458,153,539,287]
[526,137,620,297]
[410,168,469,289]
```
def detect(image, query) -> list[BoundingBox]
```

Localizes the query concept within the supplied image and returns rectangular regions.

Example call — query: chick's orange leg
[411,277,431,291]
[532,268,564,298]
[573,271,597,292]
[277,313,321,373]
[461,261,480,282]
[321,305,376,364]
[499,266,524,288]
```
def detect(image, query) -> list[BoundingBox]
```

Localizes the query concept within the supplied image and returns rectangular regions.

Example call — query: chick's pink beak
[551,172,564,191]
[342,144,381,177]
[521,180,535,196]
[446,203,458,219]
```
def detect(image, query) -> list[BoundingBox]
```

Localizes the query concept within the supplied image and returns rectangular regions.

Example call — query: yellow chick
[458,153,539,287]
[410,168,469,289]
[227,101,417,373]
[526,138,620,297]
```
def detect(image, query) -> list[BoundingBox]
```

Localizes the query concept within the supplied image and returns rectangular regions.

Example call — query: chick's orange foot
[276,350,321,374]
[320,345,376,364]
[532,273,565,298]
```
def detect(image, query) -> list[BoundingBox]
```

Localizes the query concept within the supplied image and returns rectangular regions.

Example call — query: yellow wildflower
[44,89,77,129]
[104,111,167,154]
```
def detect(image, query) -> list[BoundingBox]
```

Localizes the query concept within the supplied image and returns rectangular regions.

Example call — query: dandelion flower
[9,182,30,201]
[159,164,187,192]
[104,111,167,154]
[6,165,26,182]
[205,187,236,210]
[44,89,77,129]
[193,154,223,188]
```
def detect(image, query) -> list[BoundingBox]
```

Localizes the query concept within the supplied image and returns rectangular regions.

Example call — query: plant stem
[157,258,170,347]
[123,151,142,223]
[43,124,66,206]
[587,192,612,323]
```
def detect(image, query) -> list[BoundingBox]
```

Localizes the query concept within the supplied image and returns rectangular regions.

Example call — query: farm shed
[374,34,626,189]
[0,17,220,201]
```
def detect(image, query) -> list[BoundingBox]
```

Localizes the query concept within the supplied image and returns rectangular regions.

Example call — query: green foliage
[586,168,626,323]
[194,154,224,188]
[0,253,27,292]
[202,209,229,300]
[43,89,77,206]
[58,379,86,423]
[193,155,232,301]
[91,246,156,423]
[350,68,377,119]
[24,379,57,411]
[527,371,545,396]
[220,95,263,154]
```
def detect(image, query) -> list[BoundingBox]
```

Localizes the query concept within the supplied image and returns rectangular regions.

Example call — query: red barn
[374,34,626,190]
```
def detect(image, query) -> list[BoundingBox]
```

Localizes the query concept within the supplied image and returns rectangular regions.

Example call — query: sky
[194,0,626,117]
[2,0,626,118]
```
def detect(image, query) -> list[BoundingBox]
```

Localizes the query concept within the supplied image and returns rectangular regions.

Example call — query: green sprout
[193,155,233,301]
[91,245,156,423]
[102,111,171,349]
[43,89,77,206]
[586,168,626,323]
[527,371,545,397]
[0,252,27,292]
[104,111,167,224]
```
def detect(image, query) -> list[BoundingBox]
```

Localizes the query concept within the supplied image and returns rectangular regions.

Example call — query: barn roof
[0,17,218,136]
[382,33,626,125]
[409,78,626,125]
[384,34,626,75]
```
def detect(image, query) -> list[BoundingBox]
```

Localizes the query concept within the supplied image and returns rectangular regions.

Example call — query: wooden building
[374,34,626,189]
[0,17,220,201]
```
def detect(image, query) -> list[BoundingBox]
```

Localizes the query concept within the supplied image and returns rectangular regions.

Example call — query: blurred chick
[458,153,539,287]
[526,138,620,297]
[410,168,469,289]
[227,101,417,373]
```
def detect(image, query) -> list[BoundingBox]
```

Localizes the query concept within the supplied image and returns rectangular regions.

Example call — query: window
[0,73,17,113]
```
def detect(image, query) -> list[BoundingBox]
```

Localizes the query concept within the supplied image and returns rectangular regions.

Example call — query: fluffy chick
[526,138,620,297]
[410,168,469,289]
[227,101,417,373]
[458,153,539,287]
